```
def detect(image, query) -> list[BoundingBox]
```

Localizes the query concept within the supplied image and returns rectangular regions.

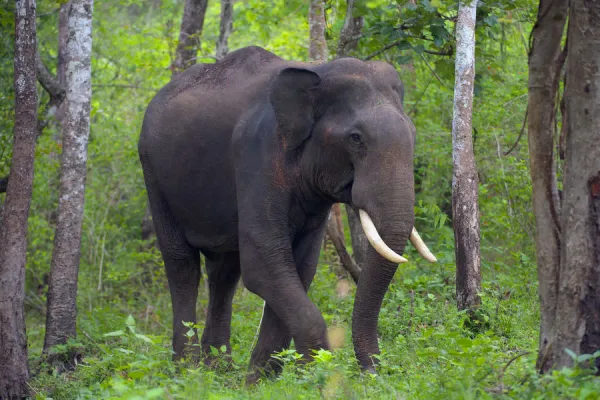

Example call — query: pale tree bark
[215,0,233,61]
[0,0,37,397]
[526,0,569,372]
[171,0,209,75]
[309,0,328,62]
[551,0,600,371]
[451,0,481,311]
[336,0,363,58]
[44,0,94,355]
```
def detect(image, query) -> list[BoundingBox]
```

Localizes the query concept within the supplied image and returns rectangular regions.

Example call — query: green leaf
[126,314,136,327]
[134,333,154,344]
[564,348,578,361]
[128,370,145,379]
[220,345,227,353]
[103,330,125,337]
[210,346,219,356]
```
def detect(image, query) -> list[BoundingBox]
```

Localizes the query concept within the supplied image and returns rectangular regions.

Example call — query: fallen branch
[326,212,361,284]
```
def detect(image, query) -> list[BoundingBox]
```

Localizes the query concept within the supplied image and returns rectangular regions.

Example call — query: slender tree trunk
[0,0,37,397]
[346,205,368,267]
[526,0,568,372]
[337,0,363,58]
[337,0,368,270]
[215,0,233,61]
[144,0,209,244]
[308,0,328,62]
[551,0,600,371]
[55,0,71,126]
[451,0,481,311]
[44,0,94,354]
[171,0,209,75]
[309,0,360,280]
[326,210,361,283]
[57,1,70,87]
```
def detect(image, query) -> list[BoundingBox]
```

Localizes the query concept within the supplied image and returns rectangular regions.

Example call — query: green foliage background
[0,0,598,398]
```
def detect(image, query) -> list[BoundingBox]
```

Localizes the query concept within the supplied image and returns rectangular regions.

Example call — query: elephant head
[270,59,437,370]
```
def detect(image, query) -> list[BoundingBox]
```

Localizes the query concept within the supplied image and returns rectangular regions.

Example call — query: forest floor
[25,245,600,400]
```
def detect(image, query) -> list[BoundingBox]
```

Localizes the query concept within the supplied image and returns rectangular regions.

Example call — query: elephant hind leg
[201,252,241,367]
[144,173,201,361]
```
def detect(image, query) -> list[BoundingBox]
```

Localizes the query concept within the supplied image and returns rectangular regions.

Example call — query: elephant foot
[245,358,284,387]
[202,352,234,371]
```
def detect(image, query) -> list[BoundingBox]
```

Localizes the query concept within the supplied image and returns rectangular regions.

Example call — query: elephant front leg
[246,303,292,385]
[244,223,328,385]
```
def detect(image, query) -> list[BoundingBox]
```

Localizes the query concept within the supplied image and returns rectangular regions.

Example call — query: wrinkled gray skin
[138,46,416,384]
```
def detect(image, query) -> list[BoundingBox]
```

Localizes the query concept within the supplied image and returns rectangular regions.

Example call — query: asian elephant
[138,46,436,384]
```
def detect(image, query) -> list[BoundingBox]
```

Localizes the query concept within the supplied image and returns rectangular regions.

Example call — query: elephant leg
[201,252,241,366]
[246,225,326,385]
[145,182,201,361]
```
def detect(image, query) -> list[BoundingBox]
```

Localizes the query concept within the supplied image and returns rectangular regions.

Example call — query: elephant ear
[269,67,321,150]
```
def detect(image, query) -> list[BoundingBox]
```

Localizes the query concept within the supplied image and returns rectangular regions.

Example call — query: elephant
[138,45,436,384]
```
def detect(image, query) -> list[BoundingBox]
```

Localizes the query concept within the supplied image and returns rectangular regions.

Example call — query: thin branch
[92,84,158,91]
[36,55,65,102]
[363,39,404,60]
[408,74,434,116]
[326,214,361,283]
[424,48,453,56]
[419,53,446,87]
[504,106,528,156]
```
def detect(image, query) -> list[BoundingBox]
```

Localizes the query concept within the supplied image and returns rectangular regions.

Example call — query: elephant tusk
[409,228,437,263]
[359,209,408,264]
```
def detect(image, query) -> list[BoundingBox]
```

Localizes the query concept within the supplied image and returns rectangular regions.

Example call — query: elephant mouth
[336,179,353,203]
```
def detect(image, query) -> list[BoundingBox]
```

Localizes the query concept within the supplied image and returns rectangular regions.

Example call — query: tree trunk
[145,0,209,244]
[337,0,368,271]
[308,0,328,62]
[336,0,363,58]
[44,0,94,355]
[346,205,368,267]
[326,209,361,283]
[215,0,233,61]
[551,0,600,371]
[171,0,209,75]
[451,0,481,311]
[526,0,568,372]
[0,0,37,397]
[55,0,71,126]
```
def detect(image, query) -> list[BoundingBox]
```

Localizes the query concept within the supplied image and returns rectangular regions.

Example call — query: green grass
[25,244,600,399]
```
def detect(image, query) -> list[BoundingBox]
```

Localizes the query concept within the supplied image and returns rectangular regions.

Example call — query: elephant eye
[349,132,362,144]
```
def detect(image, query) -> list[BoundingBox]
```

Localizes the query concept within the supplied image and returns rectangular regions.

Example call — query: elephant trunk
[350,172,415,371]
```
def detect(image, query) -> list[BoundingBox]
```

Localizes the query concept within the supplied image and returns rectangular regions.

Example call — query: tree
[171,0,209,74]
[307,0,361,281]
[526,0,568,372]
[451,0,481,311]
[337,0,363,58]
[0,0,37,397]
[143,0,210,244]
[337,0,369,269]
[308,0,328,62]
[532,0,600,372]
[44,0,94,355]
[216,0,233,61]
